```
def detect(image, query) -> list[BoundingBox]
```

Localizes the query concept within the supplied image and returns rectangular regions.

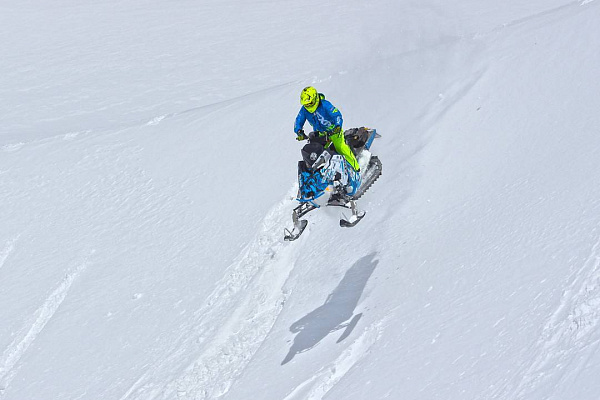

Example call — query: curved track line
[480,0,598,38]
[495,235,600,399]
[0,261,87,394]
[136,187,308,400]
[174,194,302,399]
[0,236,19,271]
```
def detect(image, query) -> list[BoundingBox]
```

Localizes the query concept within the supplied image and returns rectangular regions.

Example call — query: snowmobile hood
[301,142,330,170]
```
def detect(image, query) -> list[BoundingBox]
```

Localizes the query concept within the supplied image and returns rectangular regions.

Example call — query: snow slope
[1,0,600,399]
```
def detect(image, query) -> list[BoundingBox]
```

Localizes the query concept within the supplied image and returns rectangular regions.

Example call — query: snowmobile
[284,127,382,241]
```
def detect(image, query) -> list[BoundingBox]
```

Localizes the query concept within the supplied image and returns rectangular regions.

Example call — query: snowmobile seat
[344,127,370,153]
[308,131,328,146]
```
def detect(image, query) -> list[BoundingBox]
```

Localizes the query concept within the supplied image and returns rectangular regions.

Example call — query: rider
[294,87,360,171]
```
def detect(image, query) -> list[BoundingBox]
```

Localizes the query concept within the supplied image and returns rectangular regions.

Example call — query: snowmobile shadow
[281,253,378,365]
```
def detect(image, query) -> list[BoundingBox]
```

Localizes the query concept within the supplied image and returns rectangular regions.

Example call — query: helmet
[300,86,319,113]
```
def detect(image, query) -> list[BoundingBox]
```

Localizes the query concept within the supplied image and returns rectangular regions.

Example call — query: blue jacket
[294,94,343,134]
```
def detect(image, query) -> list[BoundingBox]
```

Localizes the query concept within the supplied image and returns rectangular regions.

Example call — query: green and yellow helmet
[300,86,319,113]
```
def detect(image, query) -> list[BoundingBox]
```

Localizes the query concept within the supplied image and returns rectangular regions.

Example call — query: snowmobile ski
[283,202,316,241]
[340,200,365,228]
[284,219,308,241]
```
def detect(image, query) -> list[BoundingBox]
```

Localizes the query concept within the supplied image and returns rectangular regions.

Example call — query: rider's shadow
[281,253,378,365]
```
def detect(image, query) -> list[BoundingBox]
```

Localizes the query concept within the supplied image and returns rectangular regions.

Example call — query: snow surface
[2,0,600,399]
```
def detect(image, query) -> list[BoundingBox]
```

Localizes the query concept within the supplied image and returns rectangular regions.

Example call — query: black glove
[296,130,307,141]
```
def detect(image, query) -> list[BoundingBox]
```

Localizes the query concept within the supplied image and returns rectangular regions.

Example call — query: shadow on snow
[281,253,378,365]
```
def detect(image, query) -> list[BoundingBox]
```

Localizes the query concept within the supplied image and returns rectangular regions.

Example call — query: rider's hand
[296,130,307,141]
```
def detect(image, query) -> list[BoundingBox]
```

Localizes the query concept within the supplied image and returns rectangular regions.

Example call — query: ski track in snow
[500,234,600,399]
[0,261,88,395]
[0,143,25,153]
[0,130,92,154]
[149,187,306,400]
[475,0,598,38]
[283,319,386,400]
[0,237,18,271]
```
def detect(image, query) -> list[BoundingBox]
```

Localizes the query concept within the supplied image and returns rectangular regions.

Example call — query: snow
[1,0,600,399]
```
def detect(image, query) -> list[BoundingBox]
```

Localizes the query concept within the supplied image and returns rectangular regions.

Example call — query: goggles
[303,97,317,108]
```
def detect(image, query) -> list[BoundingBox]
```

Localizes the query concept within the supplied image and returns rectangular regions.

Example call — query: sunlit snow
[2,0,600,399]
